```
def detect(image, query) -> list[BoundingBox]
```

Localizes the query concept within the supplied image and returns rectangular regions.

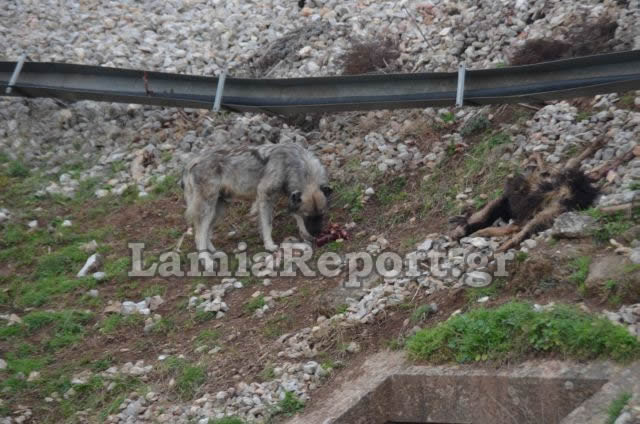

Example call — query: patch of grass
[115,281,139,299]
[590,211,633,244]
[142,284,167,298]
[244,295,266,313]
[16,275,95,308]
[569,256,591,294]
[515,251,528,263]
[195,329,220,348]
[72,177,102,203]
[334,304,349,315]
[410,304,436,324]
[465,284,500,303]
[91,355,114,372]
[606,392,632,424]
[406,302,640,363]
[440,111,455,123]
[152,174,179,196]
[618,92,635,108]
[377,176,408,206]
[464,131,512,175]
[576,110,592,122]
[100,314,144,334]
[263,314,292,339]
[4,355,47,377]
[2,223,29,247]
[1,310,93,353]
[460,114,490,137]
[277,391,305,416]
[161,356,206,400]
[209,417,246,424]
[625,263,640,274]
[320,240,343,253]
[604,279,622,307]
[161,151,173,163]
[110,160,126,174]
[35,244,87,278]
[593,214,632,243]
[0,323,24,340]
[45,311,94,350]
[194,310,217,323]
[259,363,276,381]
[150,317,175,334]
[7,160,30,178]
[333,181,364,219]
[104,257,131,282]
[320,359,342,371]
[386,336,405,351]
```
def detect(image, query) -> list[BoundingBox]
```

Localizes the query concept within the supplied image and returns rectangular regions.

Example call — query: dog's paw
[264,242,279,252]
[449,226,467,241]
[448,215,468,225]
[497,240,517,253]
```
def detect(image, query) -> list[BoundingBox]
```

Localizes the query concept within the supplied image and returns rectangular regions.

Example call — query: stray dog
[450,139,606,252]
[182,143,331,253]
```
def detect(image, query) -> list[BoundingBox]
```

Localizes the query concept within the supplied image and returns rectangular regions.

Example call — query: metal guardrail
[1,50,640,115]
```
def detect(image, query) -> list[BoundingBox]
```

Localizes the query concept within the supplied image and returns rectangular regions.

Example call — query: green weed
[406,302,640,363]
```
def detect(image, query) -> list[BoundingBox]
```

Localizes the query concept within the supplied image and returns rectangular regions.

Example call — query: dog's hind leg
[193,188,221,253]
[497,202,562,252]
[564,137,606,171]
[450,196,510,240]
[194,204,217,252]
[472,223,521,238]
[206,200,226,252]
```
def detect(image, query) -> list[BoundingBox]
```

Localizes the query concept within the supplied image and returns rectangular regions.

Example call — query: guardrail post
[212,70,227,112]
[6,54,27,95]
[456,63,466,108]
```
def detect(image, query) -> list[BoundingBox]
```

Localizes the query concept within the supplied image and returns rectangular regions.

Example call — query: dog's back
[182,143,327,220]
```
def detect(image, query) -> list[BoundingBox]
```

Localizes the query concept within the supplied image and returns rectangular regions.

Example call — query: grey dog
[182,143,331,253]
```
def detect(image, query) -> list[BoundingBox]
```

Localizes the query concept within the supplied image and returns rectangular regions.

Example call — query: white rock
[345,342,360,353]
[417,239,433,251]
[80,240,99,253]
[77,253,103,277]
[303,361,318,375]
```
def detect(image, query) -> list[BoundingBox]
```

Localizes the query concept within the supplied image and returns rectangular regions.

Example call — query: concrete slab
[286,352,639,424]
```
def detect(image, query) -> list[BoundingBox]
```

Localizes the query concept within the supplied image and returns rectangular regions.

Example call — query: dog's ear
[289,191,302,212]
[320,185,332,198]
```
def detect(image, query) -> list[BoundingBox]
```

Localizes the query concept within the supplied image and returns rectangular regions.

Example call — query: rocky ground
[1,0,640,423]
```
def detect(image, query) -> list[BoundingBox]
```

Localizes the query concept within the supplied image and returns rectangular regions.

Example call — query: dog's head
[289,184,332,237]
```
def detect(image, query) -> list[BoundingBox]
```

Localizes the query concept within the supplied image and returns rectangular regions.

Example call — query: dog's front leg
[257,195,278,252]
[293,214,313,242]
